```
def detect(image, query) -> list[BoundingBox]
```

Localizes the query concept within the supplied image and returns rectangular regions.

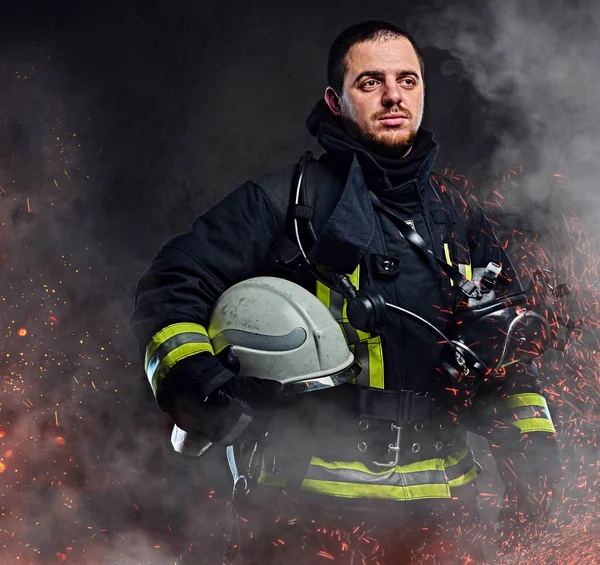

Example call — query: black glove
[222,375,285,418]
[218,346,286,417]
[497,476,556,553]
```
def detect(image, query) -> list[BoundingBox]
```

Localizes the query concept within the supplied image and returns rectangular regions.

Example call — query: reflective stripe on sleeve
[144,322,214,396]
[494,393,555,434]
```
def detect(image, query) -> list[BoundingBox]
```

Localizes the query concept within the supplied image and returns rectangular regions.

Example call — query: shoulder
[248,162,299,232]
[249,155,342,230]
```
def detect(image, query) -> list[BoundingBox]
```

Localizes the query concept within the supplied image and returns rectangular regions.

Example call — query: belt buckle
[372,422,402,468]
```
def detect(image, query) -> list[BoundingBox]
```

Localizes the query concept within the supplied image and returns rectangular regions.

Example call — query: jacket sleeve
[130,180,282,442]
[464,198,563,489]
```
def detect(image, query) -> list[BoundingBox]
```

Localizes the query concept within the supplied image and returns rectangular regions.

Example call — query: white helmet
[208,276,360,393]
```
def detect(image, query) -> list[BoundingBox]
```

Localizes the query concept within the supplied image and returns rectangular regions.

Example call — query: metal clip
[372,423,402,467]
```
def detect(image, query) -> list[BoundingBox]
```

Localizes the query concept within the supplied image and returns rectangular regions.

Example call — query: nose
[381,79,404,107]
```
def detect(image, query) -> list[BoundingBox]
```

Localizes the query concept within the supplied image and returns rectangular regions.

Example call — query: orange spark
[17,328,27,336]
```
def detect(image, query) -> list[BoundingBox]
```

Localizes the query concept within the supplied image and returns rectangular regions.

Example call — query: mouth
[378,114,408,127]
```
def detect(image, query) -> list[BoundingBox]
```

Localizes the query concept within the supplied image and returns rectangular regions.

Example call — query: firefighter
[131,20,563,564]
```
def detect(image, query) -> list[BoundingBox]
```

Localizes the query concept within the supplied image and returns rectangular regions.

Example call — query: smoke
[410,0,600,225]
[0,37,232,563]
[406,2,600,561]
[4,1,600,563]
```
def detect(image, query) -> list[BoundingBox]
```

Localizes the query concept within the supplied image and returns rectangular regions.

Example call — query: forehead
[344,37,421,80]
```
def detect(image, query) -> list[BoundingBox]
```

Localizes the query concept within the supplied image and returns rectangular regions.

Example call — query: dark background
[1,1,599,563]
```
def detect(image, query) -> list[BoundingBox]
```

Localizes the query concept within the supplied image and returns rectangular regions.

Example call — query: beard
[340,115,420,157]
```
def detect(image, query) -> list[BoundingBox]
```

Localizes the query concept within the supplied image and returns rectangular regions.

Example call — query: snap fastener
[414,423,423,431]
[358,442,368,452]
[358,420,370,431]
[411,443,421,453]
[434,441,444,452]
[382,260,392,271]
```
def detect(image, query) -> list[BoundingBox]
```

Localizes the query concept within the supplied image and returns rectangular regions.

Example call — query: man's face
[325,37,425,154]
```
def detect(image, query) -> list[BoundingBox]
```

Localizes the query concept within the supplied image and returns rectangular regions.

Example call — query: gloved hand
[497,477,556,553]
[222,375,286,418]
[218,346,286,417]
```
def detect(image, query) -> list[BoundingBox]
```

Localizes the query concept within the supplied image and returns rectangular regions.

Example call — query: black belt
[357,387,440,424]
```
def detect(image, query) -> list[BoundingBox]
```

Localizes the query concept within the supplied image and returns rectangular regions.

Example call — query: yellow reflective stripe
[355,327,370,341]
[443,446,470,468]
[257,449,473,500]
[257,470,287,488]
[147,342,213,396]
[444,243,472,284]
[443,243,452,264]
[348,266,360,288]
[447,466,477,488]
[316,281,330,310]
[315,265,384,389]
[512,418,556,434]
[310,456,442,475]
[299,479,450,500]
[145,322,209,366]
[497,393,548,411]
[366,336,384,389]
[462,263,473,280]
[443,243,454,286]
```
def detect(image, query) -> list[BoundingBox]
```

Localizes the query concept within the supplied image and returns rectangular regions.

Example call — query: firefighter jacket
[131,100,562,504]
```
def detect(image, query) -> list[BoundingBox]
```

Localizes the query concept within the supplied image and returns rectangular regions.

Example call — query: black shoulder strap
[258,151,319,273]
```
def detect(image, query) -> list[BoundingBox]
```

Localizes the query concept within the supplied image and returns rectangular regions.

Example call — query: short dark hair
[327,20,425,93]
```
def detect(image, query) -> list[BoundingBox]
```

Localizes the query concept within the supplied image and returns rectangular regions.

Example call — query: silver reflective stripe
[304,464,447,487]
[500,405,552,422]
[146,330,213,394]
[444,448,475,481]
[226,445,240,484]
[146,331,211,373]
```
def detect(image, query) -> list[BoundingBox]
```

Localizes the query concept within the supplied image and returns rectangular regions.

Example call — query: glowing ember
[54,436,66,446]
[0,461,6,474]
[17,328,27,336]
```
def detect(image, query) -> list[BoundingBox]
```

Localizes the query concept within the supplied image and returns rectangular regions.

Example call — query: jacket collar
[307,154,375,272]
[304,100,439,272]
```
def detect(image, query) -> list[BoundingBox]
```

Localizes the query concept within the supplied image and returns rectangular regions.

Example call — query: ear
[324,87,342,117]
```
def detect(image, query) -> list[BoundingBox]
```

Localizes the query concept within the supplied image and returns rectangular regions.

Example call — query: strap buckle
[457,278,482,300]
[372,423,403,468]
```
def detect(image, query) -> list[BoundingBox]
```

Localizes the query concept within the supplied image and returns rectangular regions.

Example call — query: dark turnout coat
[131,106,560,505]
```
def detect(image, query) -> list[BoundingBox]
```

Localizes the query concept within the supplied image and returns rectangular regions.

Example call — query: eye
[400,77,416,87]
[361,79,380,90]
